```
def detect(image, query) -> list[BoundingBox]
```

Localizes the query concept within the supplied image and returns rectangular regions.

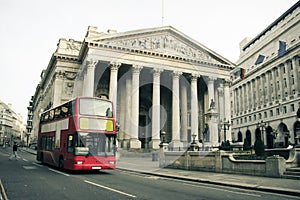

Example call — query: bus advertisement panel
[36,97,117,171]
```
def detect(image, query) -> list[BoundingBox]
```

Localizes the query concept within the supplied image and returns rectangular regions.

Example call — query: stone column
[207,77,216,109]
[271,69,277,101]
[279,65,284,100]
[109,62,121,106]
[285,61,291,97]
[150,68,163,150]
[292,57,299,95]
[218,84,224,120]
[180,80,188,145]
[239,86,242,113]
[130,65,143,149]
[118,77,126,148]
[234,88,238,114]
[84,60,97,96]
[250,80,255,109]
[224,79,231,142]
[246,82,251,110]
[124,76,132,149]
[265,72,270,104]
[53,71,64,107]
[191,74,199,142]
[255,78,259,107]
[170,71,183,149]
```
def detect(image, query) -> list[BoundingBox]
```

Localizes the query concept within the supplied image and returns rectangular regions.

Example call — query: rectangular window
[276,108,280,115]
[270,110,273,117]
[290,104,295,112]
[283,106,287,114]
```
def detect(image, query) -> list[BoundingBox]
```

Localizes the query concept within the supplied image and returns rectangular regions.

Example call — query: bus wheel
[40,153,44,163]
[58,157,64,169]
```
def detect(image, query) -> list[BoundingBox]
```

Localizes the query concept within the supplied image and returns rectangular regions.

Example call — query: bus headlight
[109,161,115,165]
[76,161,83,165]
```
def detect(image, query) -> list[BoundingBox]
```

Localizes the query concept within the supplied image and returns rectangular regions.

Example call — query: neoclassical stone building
[30,26,233,150]
[231,1,300,148]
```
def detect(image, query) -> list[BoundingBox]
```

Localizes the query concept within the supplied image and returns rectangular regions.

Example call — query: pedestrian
[9,142,19,160]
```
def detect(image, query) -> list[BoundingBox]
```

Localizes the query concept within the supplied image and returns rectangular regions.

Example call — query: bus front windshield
[74,132,116,156]
[79,98,113,117]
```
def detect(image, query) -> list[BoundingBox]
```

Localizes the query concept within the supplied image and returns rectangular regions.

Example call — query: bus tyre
[40,153,44,163]
[59,157,64,169]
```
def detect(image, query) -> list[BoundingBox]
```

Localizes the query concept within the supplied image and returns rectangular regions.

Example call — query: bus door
[65,134,75,169]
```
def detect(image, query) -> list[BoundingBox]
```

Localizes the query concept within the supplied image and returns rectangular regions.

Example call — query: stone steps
[283,167,300,180]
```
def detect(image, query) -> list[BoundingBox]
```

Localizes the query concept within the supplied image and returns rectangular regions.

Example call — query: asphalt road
[0,148,299,200]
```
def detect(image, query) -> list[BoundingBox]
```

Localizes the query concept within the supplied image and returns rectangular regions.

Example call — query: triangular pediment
[85,26,233,66]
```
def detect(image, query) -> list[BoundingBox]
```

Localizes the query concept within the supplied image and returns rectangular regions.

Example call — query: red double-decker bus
[36,96,117,171]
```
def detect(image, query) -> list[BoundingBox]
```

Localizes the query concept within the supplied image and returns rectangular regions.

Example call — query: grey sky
[0,0,298,123]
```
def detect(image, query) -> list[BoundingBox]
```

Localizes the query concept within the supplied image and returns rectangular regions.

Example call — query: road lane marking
[84,180,136,198]
[32,162,43,167]
[23,166,38,170]
[183,183,261,197]
[48,168,70,177]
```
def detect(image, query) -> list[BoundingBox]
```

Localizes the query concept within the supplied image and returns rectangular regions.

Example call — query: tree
[243,138,251,150]
[254,138,265,156]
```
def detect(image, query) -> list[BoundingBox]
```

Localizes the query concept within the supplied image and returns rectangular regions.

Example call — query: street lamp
[26,133,31,147]
[160,130,166,144]
[222,119,231,144]
[257,120,267,143]
[190,133,199,151]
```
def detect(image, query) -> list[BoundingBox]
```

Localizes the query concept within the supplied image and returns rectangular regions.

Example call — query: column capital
[191,73,200,80]
[172,71,182,78]
[203,76,217,83]
[109,62,121,71]
[132,65,143,73]
[223,79,231,87]
[218,86,224,96]
[152,68,163,76]
[87,59,98,68]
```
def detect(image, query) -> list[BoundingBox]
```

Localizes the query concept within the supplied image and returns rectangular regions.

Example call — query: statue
[203,124,210,142]
[209,99,215,109]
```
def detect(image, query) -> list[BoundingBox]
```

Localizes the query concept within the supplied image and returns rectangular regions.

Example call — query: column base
[129,138,141,149]
[121,139,130,150]
[149,139,161,150]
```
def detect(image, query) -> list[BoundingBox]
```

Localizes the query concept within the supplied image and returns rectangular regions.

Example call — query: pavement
[116,156,300,197]
[2,147,300,198]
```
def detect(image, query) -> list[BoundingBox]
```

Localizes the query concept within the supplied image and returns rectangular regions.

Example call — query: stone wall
[159,148,300,177]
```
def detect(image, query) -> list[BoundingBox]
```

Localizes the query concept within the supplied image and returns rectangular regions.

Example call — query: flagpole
[162,0,164,26]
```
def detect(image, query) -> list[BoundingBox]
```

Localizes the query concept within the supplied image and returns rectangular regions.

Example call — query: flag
[240,68,245,80]
[255,54,265,65]
[278,40,286,57]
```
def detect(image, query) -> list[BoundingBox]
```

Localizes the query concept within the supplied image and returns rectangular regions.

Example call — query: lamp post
[160,130,166,144]
[257,120,267,143]
[190,133,199,151]
[222,119,231,144]
[26,133,31,147]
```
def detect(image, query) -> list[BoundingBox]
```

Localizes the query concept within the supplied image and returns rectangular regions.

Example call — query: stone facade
[0,100,25,146]
[30,26,233,150]
[231,2,300,148]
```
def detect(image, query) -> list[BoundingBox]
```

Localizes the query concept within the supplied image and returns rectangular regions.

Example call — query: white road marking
[32,162,42,167]
[183,183,261,197]
[23,166,38,170]
[48,168,70,177]
[84,180,136,198]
